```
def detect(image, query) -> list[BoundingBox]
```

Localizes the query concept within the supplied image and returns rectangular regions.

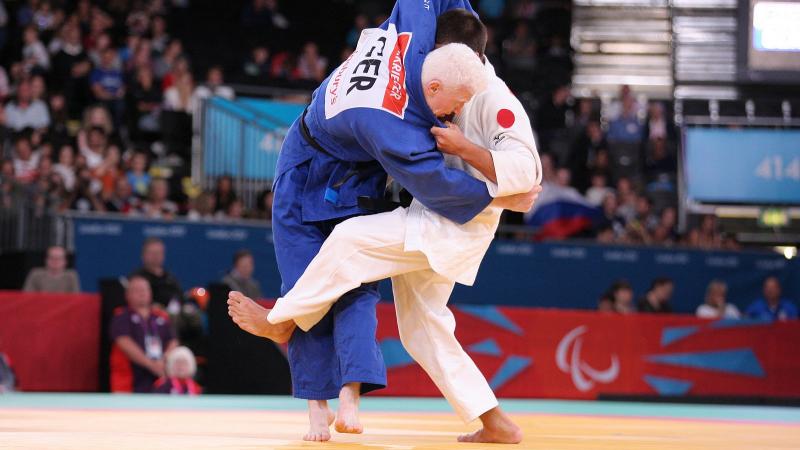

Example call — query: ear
[426,79,442,94]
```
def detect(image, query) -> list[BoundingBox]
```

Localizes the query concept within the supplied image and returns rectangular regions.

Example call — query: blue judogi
[273,0,489,399]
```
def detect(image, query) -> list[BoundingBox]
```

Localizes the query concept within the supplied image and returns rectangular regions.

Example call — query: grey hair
[165,346,197,378]
[421,43,488,96]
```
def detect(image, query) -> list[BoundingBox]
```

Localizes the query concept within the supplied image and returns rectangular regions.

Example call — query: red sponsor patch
[497,109,515,128]
[382,33,411,117]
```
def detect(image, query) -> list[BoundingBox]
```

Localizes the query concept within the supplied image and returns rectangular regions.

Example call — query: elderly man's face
[423,81,473,122]
[46,247,67,272]
[126,278,152,309]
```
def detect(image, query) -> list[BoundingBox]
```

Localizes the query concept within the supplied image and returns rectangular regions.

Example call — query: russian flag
[523,183,602,240]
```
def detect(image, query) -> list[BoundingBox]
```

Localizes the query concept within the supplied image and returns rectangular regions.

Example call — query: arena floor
[1,394,799,449]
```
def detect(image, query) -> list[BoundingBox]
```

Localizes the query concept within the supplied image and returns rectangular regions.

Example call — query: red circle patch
[497,109,515,128]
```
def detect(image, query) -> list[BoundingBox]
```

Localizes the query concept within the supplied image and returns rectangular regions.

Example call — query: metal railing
[194,97,305,209]
[0,206,69,253]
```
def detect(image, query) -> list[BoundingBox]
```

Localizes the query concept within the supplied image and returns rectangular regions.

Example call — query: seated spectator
[128,66,163,137]
[22,25,50,72]
[53,145,76,192]
[186,191,218,221]
[295,42,328,83]
[607,85,644,121]
[142,178,178,219]
[746,276,798,321]
[251,188,273,221]
[568,120,607,192]
[68,167,105,212]
[652,207,679,245]
[12,134,40,184]
[152,346,201,395]
[644,137,676,181]
[607,280,635,314]
[90,48,126,127]
[109,275,178,393]
[222,249,263,300]
[163,72,195,114]
[637,278,674,314]
[585,172,612,206]
[105,176,140,213]
[95,145,122,197]
[5,80,50,131]
[697,280,740,319]
[0,349,15,393]
[130,237,183,310]
[243,45,271,79]
[193,66,234,102]
[127,151,151,197]
[22,246,80,293]
[213,175,237,213]
[78,126,108,170]
[607,95,643,143]
[597,294,615,313]
[226,198,245,219]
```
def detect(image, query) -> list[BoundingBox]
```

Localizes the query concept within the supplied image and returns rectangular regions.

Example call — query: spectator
[128,66,162,138]
[295,42,328,83]
[637,278,674,314]
[5,80,50,131]
[252,188,273,221]
[746,276,798,321]
[127,151,151,197]
[652,206,678,245]
[142,178,178,219]
[0,349,15,393]
[346,14,369,48]
[22,245,80,293]
[503,21,537,69]
[77,126,107,170]
[22,25,50,72]
[607,85,643,121]
[150,15,170,55]
[536,84,570,136]
[90,48,126,127]
[109,275,178,393]
[213,175,237,213]
[243,45,271,79]
[12,134,40,184]
[53,144,76,191]
[222,249,263,300]
[226,198,244,219]
[130,237,182,309]
[608,280,635,314]
[186,191,217,221]
[152,346,201,395]
[192,66,234,116]
[585,172,612,207]
[697,280,740,319]
[105,176,139,213]
[607,94,643,143]
[94,145,122,197]
[568,120,606,192]
[597,294,615,313]
[68,167,104,212]
[163,72,195,113]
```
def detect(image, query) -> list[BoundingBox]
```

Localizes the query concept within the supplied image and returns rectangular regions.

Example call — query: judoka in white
[266,11,542,444]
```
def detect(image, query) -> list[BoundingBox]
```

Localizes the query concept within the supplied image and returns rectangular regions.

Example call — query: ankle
[308,400,328,411]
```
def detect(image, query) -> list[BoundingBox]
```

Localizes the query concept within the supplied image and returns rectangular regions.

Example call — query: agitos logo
[556,326,620,392]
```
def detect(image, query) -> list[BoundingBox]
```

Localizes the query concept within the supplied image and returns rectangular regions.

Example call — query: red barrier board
[374,303,800,399]
[0,291,100,392]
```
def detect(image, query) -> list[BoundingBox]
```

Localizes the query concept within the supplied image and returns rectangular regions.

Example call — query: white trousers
[268,208,498,422]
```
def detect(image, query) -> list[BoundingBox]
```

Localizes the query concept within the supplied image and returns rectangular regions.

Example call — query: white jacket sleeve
[476,88,542,198]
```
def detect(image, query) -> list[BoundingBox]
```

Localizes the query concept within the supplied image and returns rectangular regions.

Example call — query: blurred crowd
[0,0,738,253]
[599,275,798,321]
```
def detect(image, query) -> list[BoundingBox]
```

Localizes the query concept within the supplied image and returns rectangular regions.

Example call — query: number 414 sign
[755,156,800,181]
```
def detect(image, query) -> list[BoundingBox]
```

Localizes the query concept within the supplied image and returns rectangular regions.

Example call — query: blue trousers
[272,134,386,400]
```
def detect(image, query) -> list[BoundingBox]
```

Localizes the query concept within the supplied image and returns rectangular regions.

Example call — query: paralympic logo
[556,325,620,392]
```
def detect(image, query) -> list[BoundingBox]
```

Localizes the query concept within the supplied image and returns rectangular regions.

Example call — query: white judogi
[268,61,541,422]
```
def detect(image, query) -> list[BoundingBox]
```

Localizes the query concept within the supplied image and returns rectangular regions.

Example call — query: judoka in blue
[273,0,491,399]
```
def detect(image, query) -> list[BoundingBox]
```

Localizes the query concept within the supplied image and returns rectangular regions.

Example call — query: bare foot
[227,291,296,343]
[457,407,522,444]
[335,383,363,434]
[304,400,335,442]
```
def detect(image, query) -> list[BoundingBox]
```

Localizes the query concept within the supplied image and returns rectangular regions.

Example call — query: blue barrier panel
[684,128,800,205]
[202,97,305,181]
[73,216,800,313]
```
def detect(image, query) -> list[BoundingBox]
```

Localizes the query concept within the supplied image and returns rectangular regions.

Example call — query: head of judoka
[421,43,487,121]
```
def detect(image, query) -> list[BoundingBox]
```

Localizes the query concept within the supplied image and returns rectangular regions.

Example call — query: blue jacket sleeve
[351,119,492,225]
